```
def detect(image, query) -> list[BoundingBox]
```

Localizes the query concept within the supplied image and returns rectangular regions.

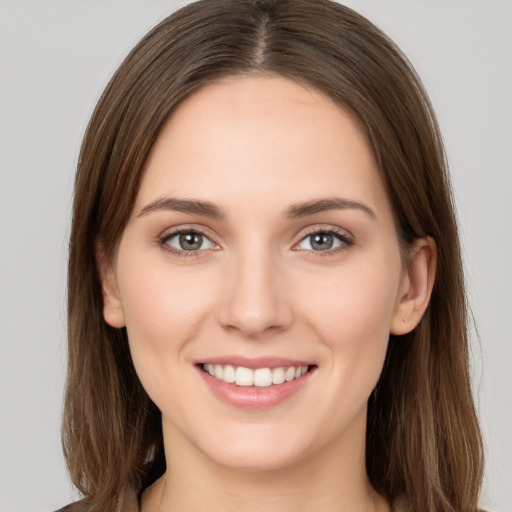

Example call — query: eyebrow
[138,195,376,221]
[138,196,225,219]
[285,197,376,219]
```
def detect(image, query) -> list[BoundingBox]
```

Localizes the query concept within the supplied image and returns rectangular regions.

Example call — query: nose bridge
[217,240,293,337]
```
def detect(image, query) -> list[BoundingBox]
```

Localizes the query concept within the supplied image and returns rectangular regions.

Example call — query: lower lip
[198,367,314,410]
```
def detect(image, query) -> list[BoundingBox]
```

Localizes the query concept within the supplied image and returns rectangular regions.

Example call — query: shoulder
[53,501,89,512]
[53,503,90,512]
[391,496,490,512]
[54,504,80,512]
[53,495,140,512]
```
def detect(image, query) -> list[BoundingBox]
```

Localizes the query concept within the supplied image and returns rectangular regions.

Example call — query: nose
[216,250,294,338]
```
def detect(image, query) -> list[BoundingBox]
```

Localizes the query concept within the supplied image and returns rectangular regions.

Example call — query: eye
[296,230,352,252]
[162,230,216,252]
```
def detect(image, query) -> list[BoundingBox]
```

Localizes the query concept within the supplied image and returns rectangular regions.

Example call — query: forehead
[137,75,389,218]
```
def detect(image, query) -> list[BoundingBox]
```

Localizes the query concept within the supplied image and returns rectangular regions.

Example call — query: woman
[60,0,484,511]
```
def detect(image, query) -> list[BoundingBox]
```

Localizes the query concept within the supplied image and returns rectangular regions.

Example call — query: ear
[390,237,437,335]
[95,243,126,328]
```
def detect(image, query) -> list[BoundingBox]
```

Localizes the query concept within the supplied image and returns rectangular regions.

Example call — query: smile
[202,364,309,387]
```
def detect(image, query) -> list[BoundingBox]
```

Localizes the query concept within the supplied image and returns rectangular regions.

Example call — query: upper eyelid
[159,225,216,240]
[157,224,353,248]
[296,224,353,240]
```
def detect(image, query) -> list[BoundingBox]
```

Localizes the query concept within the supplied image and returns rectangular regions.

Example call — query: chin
[187,420,321,473]
[207,443,307,473]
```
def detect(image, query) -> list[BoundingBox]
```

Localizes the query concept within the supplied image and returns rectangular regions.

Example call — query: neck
[142,411,389,512]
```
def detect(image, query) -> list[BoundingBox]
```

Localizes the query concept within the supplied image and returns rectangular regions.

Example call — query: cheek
[307,260,400,345]
[300,259,401,430]
[115,253,216,390]
[301,253,402,402]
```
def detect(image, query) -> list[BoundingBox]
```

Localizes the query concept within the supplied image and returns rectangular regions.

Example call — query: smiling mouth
[201,364,313,388]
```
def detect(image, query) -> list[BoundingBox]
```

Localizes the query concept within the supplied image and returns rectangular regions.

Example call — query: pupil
[179,232,202,250]
[311,233,333,251]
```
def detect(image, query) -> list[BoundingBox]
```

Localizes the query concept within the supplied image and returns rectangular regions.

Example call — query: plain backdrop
[0,1,510,511]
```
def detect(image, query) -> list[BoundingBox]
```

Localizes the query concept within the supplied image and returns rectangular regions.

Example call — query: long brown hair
[64,1,484,510]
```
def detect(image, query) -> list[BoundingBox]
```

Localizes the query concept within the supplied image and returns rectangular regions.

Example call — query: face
[101,75,417,472]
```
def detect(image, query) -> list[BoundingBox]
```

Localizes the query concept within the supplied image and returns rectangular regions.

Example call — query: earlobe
[390,237,437,335]
[95,243,126,329]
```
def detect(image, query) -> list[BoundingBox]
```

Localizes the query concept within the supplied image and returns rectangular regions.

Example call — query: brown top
[55,495,409,512]
[55,493,492,512]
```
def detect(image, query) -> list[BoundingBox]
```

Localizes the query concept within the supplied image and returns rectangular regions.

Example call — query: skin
[99,75,436,512]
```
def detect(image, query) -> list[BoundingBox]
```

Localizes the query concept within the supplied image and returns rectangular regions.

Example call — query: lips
[196,357,316,410]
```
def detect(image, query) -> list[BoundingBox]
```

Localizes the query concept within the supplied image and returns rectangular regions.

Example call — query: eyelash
[157,226,354,258]
[158,227,216,258]
[294,227,354,257]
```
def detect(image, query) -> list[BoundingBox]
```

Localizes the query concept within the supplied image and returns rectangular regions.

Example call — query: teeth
[272,367,285,384]
[284,367,295,381]
[253,368,272,387]
[223,364,235,383]
[202,364,309,387]
[235,366,253,386]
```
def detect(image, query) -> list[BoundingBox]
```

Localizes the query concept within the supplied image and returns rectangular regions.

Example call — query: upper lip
[195,356,314,369]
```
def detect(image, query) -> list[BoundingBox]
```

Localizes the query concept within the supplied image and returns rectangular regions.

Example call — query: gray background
[0,1,510,511]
